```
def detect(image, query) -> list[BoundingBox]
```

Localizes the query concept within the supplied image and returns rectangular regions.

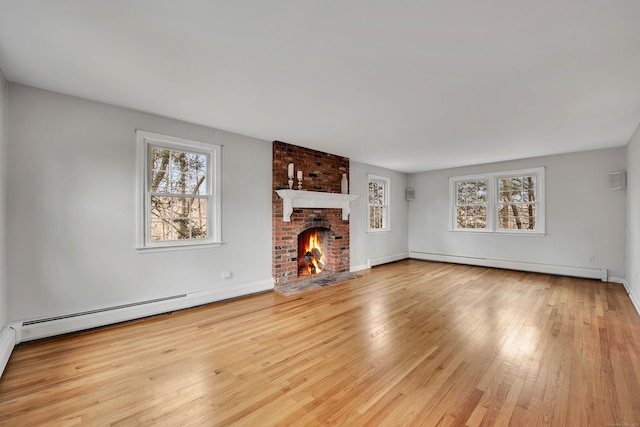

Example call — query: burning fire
[301,230,325,275]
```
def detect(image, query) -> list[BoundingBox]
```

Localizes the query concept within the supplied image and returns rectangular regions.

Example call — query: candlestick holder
[297,177,303,190]
[288,178,294,189]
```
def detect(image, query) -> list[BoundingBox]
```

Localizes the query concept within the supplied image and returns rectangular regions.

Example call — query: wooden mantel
[276,190,359,222]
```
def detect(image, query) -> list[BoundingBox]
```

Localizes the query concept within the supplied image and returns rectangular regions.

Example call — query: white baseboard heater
[409,251,607,281]
[19,294,188,343]
[0,326,17,377]
[22,294,186,326]
[17,277,274,343]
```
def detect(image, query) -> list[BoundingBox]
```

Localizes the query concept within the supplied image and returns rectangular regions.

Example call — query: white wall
[7,84,273,322]
[0,69,7,327]
[350,161,409,270]
[4,81,635,331]
[408,148,627,278]
[626,123,640,312]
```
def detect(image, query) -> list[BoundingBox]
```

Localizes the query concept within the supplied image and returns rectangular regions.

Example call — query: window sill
[495,231,546,236]
[136,241,224,253]
[367,229,391,234]
[449,229,545,236]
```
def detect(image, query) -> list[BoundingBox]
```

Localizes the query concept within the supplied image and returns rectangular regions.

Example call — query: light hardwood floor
[1,260,639,426]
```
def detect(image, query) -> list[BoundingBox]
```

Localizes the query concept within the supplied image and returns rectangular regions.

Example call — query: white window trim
[136,130,222,252]
[449,167,545,235]
[367,174,391,233]
[449,173,493,234]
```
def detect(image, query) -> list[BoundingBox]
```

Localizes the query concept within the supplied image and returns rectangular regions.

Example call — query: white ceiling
[1,1,639,173]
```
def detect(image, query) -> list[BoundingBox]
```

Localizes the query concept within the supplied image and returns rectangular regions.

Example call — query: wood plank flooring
[1,260,639,426]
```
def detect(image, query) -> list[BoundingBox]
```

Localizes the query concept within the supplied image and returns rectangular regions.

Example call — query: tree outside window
[368,175,390,232]
[498,176,536,230]
[149,147,208,241]
[455,180,488,229]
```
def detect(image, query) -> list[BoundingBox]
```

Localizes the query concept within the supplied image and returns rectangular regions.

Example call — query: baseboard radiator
[22,294,186,326]
[17,277,274,343]
[367,252,410,268]
[0,326,17,377]
[409,251,610,281]
[19,294,187,342]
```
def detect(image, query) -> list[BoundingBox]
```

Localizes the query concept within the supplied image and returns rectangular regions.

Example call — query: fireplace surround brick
[272,141,351,287]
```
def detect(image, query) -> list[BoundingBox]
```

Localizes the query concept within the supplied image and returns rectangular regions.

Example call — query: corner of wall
[626,120,640,318]
[620,279,640,317]
[0,66,8,329]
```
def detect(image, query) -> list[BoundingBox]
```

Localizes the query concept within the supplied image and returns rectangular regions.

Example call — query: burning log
[311,248,325,270]
[301,252,316,274]
[299,249,325,275]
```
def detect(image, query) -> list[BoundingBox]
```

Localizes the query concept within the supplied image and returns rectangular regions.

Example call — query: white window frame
[367,174,391,233]
[450,174,492,233]
[449,167,545,235]
[136,130,222,251]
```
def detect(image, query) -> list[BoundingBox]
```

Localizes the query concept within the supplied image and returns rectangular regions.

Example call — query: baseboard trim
[609,276,625,285]
[17,278,274,342]
[367,252,410,268]
[409,251,603,280]
[618,279,640,317]
[629,289,640,318]
[0,324,17,378]
[350,264,369,273]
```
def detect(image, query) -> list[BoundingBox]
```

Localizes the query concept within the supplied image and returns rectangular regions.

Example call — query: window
[136,131,221,250]
[450,167,544,234]
[368,174,390,232]
[497,174,538,231]
[455,179,488,230]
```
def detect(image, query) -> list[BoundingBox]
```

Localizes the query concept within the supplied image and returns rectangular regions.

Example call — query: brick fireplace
[272,141,353,288]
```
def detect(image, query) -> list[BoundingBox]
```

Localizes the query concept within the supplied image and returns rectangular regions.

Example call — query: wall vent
[406,188,415,201]
[609,171,626,190]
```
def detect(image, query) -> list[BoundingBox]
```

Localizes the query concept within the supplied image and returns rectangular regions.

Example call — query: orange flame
[304,230,324,274]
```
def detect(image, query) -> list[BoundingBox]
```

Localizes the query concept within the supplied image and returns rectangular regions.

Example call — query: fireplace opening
[298,228,328,276]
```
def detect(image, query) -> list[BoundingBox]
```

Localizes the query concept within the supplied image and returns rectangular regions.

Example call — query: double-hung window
[368,174,391,232]
[454,179,488,230]
[497,174,539,231]
[450,167,544,234]
[137,131,222,250]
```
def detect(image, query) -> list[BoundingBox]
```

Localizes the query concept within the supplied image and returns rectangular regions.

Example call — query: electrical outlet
[589,256,595,264]
[222,271,232,279]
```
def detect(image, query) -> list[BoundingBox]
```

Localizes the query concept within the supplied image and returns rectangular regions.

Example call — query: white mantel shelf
[276,189,359,222]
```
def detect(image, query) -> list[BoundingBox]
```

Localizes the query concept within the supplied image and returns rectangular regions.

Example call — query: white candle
[297,170,303,179]
[288,163,294,178]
